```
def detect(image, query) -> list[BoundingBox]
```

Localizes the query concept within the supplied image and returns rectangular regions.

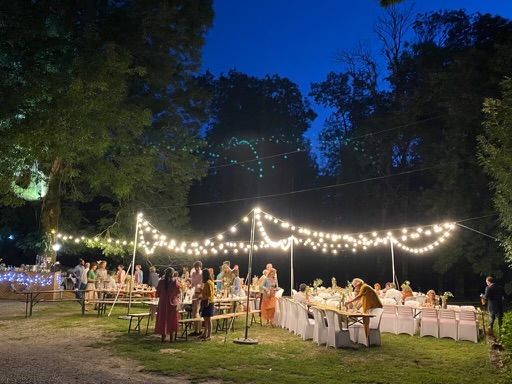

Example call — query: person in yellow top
[345,278,383,313]
[199,268,215,341]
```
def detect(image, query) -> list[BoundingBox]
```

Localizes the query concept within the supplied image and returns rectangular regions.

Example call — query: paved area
[0,301,212,384]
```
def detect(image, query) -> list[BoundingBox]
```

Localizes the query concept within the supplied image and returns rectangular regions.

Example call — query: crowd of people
[152,260,280,342]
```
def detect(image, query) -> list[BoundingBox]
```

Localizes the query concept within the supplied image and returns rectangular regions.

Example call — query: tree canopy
[0,1,213,260]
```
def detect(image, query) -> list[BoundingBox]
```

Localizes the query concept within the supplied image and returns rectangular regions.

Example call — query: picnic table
[16,289,86,318]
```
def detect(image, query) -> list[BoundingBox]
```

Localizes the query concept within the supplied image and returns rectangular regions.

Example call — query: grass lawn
[7,302,512,384]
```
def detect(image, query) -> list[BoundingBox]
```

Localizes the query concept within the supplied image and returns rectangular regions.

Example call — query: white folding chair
[380,304,398,334]
[285,299,293,331]
[447,305,460,312]
[420,308,439,338]
[396,306,418,336]
[460,305,476,312]
[289,301,299,335]
[297,303,315,340]
[324,309,351,348]
[311,307,328,345]
[356,308,384,347]
[278,297,287,328]
[458,310,478,343]
[439,309,457,340]
[382,298,397,306]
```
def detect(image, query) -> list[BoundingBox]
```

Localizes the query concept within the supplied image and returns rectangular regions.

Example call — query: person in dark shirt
[482,276,504,335]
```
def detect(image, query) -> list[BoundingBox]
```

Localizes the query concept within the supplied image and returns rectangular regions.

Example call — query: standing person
[345,278,383,313]
[80,262,90,297]
[148,266,160,288]
[96,261,108,290]
[134,264,143,286]
[261,268,278,326]
[482,276,504,336]
[199,268,215,341]
[115,265,126,287]
[155,268,181,343]
[189,261,203,336]
[232,269,242,297]
[73,259,85,299]
[84,263,98,311]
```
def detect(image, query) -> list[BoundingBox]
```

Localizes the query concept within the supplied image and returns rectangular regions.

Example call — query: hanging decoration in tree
[11,162,48,201]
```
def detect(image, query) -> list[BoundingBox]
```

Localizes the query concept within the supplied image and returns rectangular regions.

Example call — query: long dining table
[310,303,375,345]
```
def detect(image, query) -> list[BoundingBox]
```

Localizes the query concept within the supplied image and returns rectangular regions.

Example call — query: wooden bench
[127,312,152,335]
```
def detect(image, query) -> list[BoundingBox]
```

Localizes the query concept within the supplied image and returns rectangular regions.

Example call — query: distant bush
[501,311,512,350]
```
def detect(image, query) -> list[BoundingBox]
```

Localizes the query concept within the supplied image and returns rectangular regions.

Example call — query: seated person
[293,283,310,304]
[384,283,403,304]
[422,289,437,308]
[374,283,382,297]
[401,282,414,301]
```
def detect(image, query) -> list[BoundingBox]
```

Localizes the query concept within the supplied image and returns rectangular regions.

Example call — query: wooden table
[17,289,86,317]
[311,303,375,345]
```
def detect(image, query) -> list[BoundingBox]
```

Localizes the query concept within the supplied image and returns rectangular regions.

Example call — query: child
[199,268,215,341]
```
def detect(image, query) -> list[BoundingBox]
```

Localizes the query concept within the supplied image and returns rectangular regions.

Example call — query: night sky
[202,0,512,156]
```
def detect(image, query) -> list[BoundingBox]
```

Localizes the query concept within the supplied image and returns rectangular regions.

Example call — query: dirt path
[0,301,214,384]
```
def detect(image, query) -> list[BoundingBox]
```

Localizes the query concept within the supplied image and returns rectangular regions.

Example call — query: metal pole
[234,209,258,344]
[390,237,398,288]
[290,236,294,296]
[128,214,140,315]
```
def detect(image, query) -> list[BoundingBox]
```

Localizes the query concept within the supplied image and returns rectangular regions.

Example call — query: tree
[311,9,512,292]
[189,71,318,232]
[0,1,213,261]
[479,78,512,266]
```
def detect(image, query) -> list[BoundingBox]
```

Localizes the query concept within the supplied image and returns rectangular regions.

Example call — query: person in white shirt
[293,283,310,304]
[384,283,403,304]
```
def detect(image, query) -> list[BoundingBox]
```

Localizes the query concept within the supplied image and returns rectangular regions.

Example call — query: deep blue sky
[201,0,512,157]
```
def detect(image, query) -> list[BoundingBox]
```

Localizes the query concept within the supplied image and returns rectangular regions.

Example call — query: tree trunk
[40,157,63,263]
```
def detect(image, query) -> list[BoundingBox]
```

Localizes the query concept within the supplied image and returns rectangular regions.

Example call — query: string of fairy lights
[52,208,457,257]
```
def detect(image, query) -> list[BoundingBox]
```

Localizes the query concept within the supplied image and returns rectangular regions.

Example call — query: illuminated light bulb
[291,226,296,231]
[312,246,317,250]
[298,228,303,233]
[151,229,158,234]
[217,234,224,240]
[115,240,120,244]
[444,232,451,237]
[56,233,62,238]
[401,235,407,241]
[93,237,99,242]
[230,226,237,233]
[243,217,249,223]
[425,230,432,236]
[372,232,377,237]
[145,227,151,232]
[52,243,62,251]
[202,250,207,255]
[254,245,259,251]
[313,232,318,237]
[273,219,279,224]
[187,249,192,255]
[402,228,408,234]
[352,248,356,253]
[142,221,149,226]
[332,250,338,254]
[386,232,392,237]
[344,244,349,248]
[281,222,290,228]
[363,246,367,250]
[358,234,363,239]
[74,238,80,243]
[254,207,261,214]
[322,248,327,253]
[234,249,239,254]
[224,250,228,254]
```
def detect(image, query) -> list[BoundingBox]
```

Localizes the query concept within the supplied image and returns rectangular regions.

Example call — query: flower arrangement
[312,278,323,289]
[441,291,454,308]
